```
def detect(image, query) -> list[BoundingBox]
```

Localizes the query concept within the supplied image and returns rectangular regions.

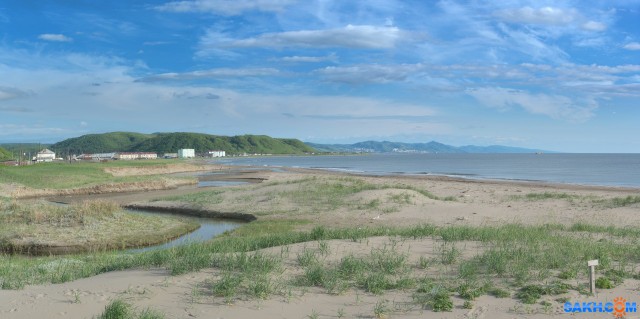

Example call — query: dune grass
[510,192,640,208]
[155,176,456,215]
[97,299,165,319]
[2,220,640,312]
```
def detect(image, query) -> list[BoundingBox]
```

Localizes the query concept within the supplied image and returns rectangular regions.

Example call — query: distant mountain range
[3,133,550,160]
[307,140,550,154]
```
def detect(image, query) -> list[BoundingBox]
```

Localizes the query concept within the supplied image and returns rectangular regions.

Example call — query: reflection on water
[126,209,242,253]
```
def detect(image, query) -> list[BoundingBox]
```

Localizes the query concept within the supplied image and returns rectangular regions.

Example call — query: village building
[114,152,158,160]
[36,149,56,162]
[178,149,195,158]
[207,150,226,157]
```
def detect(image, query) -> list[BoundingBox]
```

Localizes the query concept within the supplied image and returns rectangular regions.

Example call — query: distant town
[3,148,229,166]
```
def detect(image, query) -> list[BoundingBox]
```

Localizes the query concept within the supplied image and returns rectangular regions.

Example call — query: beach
[2,164,640,318]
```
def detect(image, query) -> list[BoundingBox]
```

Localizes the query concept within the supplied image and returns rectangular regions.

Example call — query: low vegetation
[0,146,12,161]
[0,160,195,191]
[510,192,640,208]
[0,200,198,255]
[155,176,455,215]
[97,299,165,319]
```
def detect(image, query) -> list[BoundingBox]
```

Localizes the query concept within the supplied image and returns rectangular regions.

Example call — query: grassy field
[0,200,198,255]
[0,160,192,190]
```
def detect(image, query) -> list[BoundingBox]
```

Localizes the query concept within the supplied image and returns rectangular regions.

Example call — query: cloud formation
[136,68,281,82]
[155,0,296,15]
[623,42,640,50]
[495,6,577,26]
[467,87,597,122]
[38,34,73,42]
[208,25,404,49]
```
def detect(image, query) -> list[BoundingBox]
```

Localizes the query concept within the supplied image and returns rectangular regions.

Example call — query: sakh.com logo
[564,297,637,318]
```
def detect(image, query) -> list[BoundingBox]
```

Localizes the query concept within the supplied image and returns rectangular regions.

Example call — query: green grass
[0,161,190,190]
[97,299,165,319]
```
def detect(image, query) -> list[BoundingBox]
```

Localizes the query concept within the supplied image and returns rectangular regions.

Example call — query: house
[178,149,195,158]
[36,149,56,162]
[208,150,226,157]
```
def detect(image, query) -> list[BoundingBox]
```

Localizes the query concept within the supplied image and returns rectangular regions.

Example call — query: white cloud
[38,33,73,42]
[467,87,597,121]
[495,6,576,26]
[136,68,281,82]
[316,64,422,84]
[280,53,338,63]
[155,0,296,15]
[623,42,640,50]
[217,25,404,49]
[496,24,569,63]
[581,21,607,32]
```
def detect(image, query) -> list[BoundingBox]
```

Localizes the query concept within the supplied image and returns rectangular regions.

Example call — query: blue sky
[0,0,639,152]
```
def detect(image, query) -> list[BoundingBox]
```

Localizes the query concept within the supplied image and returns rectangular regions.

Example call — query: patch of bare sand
[102,163,225,177]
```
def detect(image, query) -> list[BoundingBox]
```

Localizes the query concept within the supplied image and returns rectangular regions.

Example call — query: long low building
[77,152,158,160]
[115,152,158,160]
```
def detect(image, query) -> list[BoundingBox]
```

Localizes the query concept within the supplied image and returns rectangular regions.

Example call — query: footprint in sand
[465,305,488,319]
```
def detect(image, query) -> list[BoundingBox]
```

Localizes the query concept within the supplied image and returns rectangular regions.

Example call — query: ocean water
[217,153,640,188]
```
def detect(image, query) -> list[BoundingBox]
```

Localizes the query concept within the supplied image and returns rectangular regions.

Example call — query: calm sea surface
[217,153,640,188]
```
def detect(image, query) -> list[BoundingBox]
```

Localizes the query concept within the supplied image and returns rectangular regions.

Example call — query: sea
[216,153,640,189]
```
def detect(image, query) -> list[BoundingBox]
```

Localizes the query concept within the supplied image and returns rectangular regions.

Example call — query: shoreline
[216,152,640,190]
[247,164,640,194]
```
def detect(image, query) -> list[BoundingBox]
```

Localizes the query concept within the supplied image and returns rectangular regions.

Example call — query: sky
[0,0,639,152]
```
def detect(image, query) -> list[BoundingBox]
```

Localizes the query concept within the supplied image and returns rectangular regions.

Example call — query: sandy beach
[2,165,640,319]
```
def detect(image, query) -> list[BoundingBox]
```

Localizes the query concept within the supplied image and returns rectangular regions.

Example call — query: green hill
[51,132,154,154]
[134,133,316,154]
[0,143,46,155]
[0,147,12,161]
[50,132,316,155]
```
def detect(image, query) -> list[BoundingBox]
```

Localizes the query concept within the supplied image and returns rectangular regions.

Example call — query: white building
[208,150,226,157]
[36,149,56,162]
[114,152,158,160]
[178,149,195,158]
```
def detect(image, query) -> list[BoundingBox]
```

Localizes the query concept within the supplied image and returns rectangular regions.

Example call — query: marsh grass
[156,189,224,207]
[0,161,185,190]
[0,200,198,255]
